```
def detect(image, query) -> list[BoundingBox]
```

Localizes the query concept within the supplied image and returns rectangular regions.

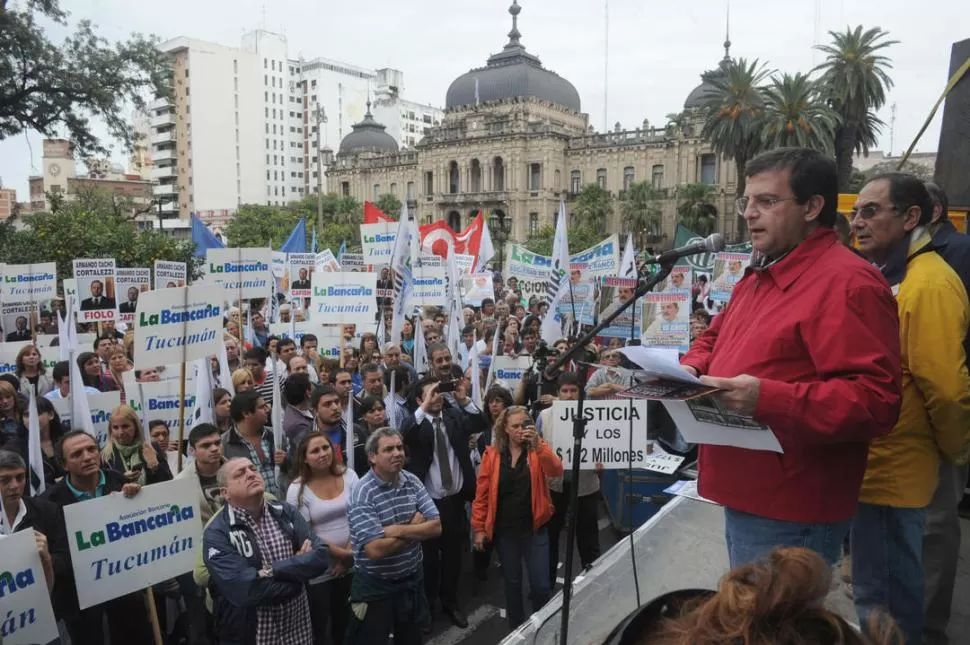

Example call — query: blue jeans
[851,503,926,645]
[724,507,851,568]
[495,527,551,630]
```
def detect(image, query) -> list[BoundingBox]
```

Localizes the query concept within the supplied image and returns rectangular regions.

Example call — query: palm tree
[676,183,718,237]
[573,183,614,236]
[620,181,664,246]
[665,112,688,139]
[701,58,771,234]
[814,26,898,190]
[761,73,840,153]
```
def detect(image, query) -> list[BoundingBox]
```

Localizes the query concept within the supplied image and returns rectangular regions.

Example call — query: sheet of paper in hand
[616,346,719,400]
[662,394,783,453]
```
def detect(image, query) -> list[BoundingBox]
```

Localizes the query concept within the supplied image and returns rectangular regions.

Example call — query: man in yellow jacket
[852,173,970,645]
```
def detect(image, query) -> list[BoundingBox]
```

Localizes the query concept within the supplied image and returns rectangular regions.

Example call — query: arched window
[493,157,505,192]
[448,161,459,194]
[447,211,461,230]
[470,159,482,193]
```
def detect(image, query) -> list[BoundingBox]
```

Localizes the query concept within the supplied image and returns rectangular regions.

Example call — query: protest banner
[73,258,118,323]
[62,278,77,305]
[489,355,532,392]
[549,399,650,469]
[417,253,442,268]
[51,391,122,446]
[0,530,60,645]
[115,268,152,324]
[204,248,273,300]
[460,273,495,306]
[508,245,552,298]
[310,272,378,325]
[1,262,57,304]
[153,260,187,289]
[407,266,448,309]
[710,252,751,302]
[1,302,38,343]
[315,250,341,273]
[570,235,620,280]
[63,477,202,610]
[340,253,365,271]
[453,253,476,275]
[361,222,397,265]
[556,277,596,326]
[375,265,395,304]
[659,266,692,293]
[641,292,690,353]
[132,285,224,369]
[287,253,315,299]
[598,277,642,340]
[123,373,198,435]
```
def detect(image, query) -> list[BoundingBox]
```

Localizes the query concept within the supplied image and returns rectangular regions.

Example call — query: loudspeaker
[935,38,970,208]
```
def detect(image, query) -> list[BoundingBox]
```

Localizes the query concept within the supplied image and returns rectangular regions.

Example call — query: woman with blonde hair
[14,343,54,397]
[101,404,173,485]
[231,368,255,392]
[471,405,563,632]
[106,345,133,403]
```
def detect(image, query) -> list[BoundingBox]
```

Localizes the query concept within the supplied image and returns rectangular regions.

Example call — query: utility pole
[314,105,328,233]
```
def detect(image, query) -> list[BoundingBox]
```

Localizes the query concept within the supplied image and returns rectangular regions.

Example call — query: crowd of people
[0,145,967,645]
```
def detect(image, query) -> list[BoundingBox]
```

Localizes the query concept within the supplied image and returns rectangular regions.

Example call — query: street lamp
[406,198,417,221]
[313,105,330,233]
[489,212,511,273]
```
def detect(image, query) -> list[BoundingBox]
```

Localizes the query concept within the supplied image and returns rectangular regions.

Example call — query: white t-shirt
[286,469,359,547]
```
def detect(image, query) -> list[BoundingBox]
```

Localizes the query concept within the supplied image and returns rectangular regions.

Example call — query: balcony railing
[434,191,510,204]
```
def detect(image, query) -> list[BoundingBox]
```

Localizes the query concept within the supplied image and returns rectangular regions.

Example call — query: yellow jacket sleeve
[904,275,970,464]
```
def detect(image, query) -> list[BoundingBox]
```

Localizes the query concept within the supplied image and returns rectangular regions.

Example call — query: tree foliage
[0,1,169,156]
[225,195,363,252]
[676,183,719,237]
[0,190,199,282]
[760,73,840,153]
[814,26,898,190]
[572,183,614,235]
[523,224,602,256]
[619,181,664,236]
[373,194,403,220]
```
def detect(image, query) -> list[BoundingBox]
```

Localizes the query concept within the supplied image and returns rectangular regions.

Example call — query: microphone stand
[545,262,674,645]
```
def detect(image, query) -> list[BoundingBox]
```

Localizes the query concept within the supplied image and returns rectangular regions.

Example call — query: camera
[436,380,457,393]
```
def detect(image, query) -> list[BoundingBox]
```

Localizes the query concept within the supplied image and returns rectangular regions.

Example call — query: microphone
[640,233,725,267]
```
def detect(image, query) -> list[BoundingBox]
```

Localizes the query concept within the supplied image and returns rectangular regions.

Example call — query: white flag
[413,320,428,375]
[484,323,501,391]
[387,369,398,429]
[620,233,637,279]
[540,201,570,345]
[343,391,355,473]
[469,332,482,409]
[193,358,216,428]
[217,340,236,396]
[476,216,496,272]
[68,349,95,435]
[27,387,46,495]
[389,201,414,345]
[58,295,76,362]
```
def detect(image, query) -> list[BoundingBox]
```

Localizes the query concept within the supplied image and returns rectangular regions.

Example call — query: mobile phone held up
[437,380,457,393]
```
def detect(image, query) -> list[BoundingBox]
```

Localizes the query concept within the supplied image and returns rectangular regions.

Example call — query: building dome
[338,102,399,155]
[445,1,581,113]
[684,39,732,110]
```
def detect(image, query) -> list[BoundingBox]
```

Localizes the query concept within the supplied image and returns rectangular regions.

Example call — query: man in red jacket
[681,147,902,568]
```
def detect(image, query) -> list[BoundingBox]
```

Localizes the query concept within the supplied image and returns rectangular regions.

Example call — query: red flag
[420,211,486,265]
[364,201,395,224]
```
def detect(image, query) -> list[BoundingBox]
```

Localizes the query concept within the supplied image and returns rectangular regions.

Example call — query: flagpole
[176,283,190,473]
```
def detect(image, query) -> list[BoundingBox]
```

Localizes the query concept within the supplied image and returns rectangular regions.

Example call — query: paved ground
[435,508,970,645]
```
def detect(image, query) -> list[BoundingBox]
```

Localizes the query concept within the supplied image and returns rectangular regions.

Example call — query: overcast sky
[1,0,965,199]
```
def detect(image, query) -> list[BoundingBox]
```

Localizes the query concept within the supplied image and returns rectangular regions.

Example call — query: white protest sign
[1,262,57,304]
[569,235,620,280]
[115,268,152,325]
[508,245,551,298]
[340,253,365,271]
[62,278,77,304]
[360,222,397,265]
[73,258,118,323]
[1,302,38,343]
[51,391,121,446]
[132,285,224,369]
[315,250,341,273]
[123,373,197,434]
[204,248,273,300]
[153,260,187,289]
[0,530,60,645]
[641,291,690,353]
[63,477,202,609]
[549,399,650,469]
[490,356,531,392]
[454,253,476,276]
[408,267,448,308]
[287,253,315,299]
[310,272,378,325]
[460,273,494,306]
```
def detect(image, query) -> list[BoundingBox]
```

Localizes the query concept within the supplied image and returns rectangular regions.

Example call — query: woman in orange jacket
[472,405,564,632]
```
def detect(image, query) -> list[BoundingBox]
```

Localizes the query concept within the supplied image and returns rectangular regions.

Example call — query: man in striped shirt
[346,427,442,645]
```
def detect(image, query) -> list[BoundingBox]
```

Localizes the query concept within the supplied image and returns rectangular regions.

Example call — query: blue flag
[192,214,225,257]
[337,239,347,264]
[280,216,307,253]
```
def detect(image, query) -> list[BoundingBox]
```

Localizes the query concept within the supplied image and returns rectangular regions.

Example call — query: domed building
[327,0,739,251]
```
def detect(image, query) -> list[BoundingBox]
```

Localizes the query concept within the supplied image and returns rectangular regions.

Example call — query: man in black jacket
[0,450,68,598]
[203,457,329,645]
[402,375,487,630]
[42,430,152,645]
